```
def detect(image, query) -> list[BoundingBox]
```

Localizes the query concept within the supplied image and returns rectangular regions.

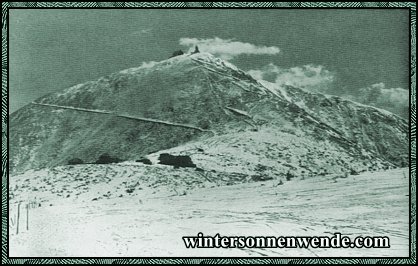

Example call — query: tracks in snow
[32,102,216,135]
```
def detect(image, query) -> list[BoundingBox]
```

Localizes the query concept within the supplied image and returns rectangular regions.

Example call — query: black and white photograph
[3,4,414,260]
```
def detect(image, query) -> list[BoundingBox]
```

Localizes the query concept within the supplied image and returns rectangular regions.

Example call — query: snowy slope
[10,167,409,257]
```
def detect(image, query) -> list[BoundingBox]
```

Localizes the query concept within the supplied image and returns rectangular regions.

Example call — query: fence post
[16,202,21,235]
[26,203,29,231]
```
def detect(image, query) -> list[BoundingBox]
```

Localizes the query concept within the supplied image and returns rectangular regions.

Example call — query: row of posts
[13,201,34,235]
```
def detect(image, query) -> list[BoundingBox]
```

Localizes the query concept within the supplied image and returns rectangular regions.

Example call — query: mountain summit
[10,52,408,176]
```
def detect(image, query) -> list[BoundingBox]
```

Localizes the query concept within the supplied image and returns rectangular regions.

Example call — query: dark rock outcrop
[95,153,122,164]
[158,153,196,168]
[68,158,84,165]
[136,158,152,165]
[170,50,184,58]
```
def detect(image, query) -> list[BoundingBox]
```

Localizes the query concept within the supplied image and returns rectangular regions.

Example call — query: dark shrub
[320,99,333,107]
[401,161,408,167]
[255,164,268,172]
[350,169,359,175]
[286,171,294,181]
[136,158,152,165]
[251,175,273,182]
[288,103,301,114]
[198,120,210,130]
[158,153,196,168]
[68,158,83,165]
[95,153,122,164]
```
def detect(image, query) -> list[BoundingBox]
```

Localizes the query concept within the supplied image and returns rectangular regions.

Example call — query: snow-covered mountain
[10,52,408,177]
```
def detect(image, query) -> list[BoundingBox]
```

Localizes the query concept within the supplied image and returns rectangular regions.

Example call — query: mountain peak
[10,48,408,174]
[117,52,233,76]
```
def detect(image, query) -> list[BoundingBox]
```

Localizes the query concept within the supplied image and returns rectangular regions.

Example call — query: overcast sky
[9,9,409,113]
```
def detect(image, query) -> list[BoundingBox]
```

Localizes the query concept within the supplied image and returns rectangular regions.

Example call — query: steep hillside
[260,81,409,167]
[10,52,408,175]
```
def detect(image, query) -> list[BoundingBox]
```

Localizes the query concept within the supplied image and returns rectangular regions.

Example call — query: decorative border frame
[1,2,416,264]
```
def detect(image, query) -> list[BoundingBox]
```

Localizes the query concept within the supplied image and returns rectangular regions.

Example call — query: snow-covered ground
[9,168,409,257]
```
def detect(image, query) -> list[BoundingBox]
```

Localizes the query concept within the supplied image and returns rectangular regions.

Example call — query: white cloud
[344,83,408,117]
[248,64,408,118]
[380,87,408,104]
[139,61,158,68]
[179,37,280,60]
[248,63,334,92]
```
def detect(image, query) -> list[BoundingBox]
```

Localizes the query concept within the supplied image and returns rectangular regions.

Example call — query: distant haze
[9,9,409,115]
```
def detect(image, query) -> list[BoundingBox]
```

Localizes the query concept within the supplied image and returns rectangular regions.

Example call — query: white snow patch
[258,80,289,101]
[225,107,251,118]
[190,52,239,71]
